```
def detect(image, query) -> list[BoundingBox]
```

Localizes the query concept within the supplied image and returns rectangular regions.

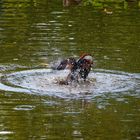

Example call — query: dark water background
[0,0,140,139]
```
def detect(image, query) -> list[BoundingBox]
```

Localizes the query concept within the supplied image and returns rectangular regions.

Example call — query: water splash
[0,69,139,99]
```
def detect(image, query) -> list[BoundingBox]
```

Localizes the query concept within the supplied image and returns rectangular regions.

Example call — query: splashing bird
[56,54,93,85]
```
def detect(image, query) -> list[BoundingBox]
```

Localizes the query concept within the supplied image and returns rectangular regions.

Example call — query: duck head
[77,54,93,68]
[77,54,93,80]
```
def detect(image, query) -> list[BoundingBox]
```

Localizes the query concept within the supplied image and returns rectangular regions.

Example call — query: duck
[56,54,93,85]
[63,0,82,6]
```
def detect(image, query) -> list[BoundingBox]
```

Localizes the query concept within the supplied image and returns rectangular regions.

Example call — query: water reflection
[0,0,140,72]
[0,0,140,139]
[0,91,139,139]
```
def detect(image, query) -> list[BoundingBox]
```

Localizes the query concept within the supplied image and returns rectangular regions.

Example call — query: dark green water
[0,0,140,139]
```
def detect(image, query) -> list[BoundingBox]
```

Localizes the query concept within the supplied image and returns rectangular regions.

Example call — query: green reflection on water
[0,0,140,72]
[0,0,140,140]
[0,92,140,140]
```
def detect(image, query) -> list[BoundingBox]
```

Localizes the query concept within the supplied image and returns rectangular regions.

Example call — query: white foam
[0,69,139,99]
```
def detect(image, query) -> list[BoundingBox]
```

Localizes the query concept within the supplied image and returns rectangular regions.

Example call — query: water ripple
[13,105,35,111]
[0,69,139,99]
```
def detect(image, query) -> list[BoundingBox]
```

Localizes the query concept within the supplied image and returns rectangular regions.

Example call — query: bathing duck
[57,54,93,85]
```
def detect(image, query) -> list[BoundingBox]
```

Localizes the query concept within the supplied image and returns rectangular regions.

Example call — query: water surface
[0,0,140,139]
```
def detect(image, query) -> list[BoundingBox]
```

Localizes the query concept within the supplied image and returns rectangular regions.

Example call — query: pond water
[0,0,140,140]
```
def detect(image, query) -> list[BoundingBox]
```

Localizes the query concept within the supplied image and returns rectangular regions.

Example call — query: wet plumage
[56,54,93,84]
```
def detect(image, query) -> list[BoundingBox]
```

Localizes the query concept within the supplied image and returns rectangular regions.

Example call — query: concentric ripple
[0,69,140,99]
